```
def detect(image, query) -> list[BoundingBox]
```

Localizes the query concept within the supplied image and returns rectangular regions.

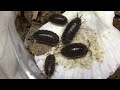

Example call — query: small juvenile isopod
[44,54,56,79]
[62,14,83,44]
[49,14,68,25]
[31,30,59,46]
[61,43,88,59]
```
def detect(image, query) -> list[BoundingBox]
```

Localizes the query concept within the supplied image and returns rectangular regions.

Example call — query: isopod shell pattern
[31,30,59,46]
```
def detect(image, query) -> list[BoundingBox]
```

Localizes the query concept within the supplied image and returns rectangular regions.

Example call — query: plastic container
[0,11,45,79]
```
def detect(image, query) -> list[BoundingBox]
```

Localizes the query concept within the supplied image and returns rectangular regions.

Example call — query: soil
[15,11,120,79]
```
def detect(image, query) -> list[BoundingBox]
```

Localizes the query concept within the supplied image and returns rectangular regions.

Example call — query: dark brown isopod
[49,14,68,25]
[61,43,88,59]
[44,54,56,78]
[62,14,82,44]
[31,30,59,46]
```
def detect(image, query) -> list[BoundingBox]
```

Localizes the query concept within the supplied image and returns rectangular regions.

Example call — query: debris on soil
[15,14,31,41]
[29,43,52,56]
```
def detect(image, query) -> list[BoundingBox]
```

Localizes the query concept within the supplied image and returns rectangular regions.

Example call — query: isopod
[44,54,56,79]
[31,30,59,46]
[49,14,68,25]
[61,14,83,44]
[61,43,88,59]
